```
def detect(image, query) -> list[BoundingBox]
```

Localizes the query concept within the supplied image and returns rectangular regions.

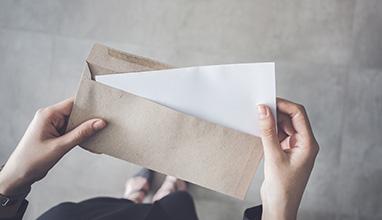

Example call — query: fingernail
[257,105,268,119]
[93,120,106,131]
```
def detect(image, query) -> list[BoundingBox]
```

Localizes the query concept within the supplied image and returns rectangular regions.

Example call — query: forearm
[0,173,29,197]
[261,191,302,220]
[0,165,30,220]
[0,98,106,220]
[261,205,297,220]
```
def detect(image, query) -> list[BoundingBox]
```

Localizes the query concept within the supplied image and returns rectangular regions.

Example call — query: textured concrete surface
[0,0,381,219]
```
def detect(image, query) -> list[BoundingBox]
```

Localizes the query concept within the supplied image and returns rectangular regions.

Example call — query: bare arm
[0,98,107,219]
[258,98,319,220]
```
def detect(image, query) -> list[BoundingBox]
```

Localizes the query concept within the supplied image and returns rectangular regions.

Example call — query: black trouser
[38,191,198,220]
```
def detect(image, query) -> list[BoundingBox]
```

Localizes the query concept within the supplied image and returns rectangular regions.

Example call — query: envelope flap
[86,43,171,77]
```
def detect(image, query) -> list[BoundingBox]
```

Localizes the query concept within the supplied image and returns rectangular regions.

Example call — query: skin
[152,176,187,202]
[0,98,107,196]
[0,97,318,220]
[123,176,187,203]
[258,98,319,220]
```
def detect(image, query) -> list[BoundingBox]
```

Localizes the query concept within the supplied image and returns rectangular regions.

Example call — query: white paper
[95,63,276,136]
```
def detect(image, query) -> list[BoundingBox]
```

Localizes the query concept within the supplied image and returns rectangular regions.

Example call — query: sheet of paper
[95,63,275,136]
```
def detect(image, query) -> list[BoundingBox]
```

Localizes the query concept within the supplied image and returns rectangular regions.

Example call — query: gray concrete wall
[0,0,381,219]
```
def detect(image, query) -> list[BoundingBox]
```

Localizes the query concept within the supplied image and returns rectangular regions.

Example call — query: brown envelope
[67,43,263,199]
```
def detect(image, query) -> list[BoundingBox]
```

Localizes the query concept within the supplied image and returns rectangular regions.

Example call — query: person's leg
[156,191,198,220]
[152,176,187,201]
[152,176,198,220]
[37,198,138,220]
[39,169,155,220]
[123,168,153,203]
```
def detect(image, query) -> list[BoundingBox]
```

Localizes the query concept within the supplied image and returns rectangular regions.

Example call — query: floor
[0,0,381,219]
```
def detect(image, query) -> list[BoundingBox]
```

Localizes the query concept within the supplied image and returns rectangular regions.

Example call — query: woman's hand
[0,98,107,196]
[257,98,319,220]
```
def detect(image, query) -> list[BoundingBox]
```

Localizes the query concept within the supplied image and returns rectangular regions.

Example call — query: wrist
[261,203,297,220]
[0,172,30,219]
[261,191,299,220]
[0,170,30,197]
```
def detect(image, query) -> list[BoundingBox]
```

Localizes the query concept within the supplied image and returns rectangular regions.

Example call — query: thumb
[257,105,283,159]
[59,119,107,151]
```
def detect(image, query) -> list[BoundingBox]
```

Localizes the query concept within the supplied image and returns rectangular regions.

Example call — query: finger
[277,112,296,136]
[277,129,288,142]
[57,119,107,151]
[50,97,75,117]
[280,136,292,150]
[276,98,313,136]
[257,104,283,159]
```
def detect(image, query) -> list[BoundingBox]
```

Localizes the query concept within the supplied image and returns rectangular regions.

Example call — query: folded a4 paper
[96,63,276,137]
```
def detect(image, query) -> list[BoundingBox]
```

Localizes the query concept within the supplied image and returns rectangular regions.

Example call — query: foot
[152,176,187,202]
[123,169,153,203]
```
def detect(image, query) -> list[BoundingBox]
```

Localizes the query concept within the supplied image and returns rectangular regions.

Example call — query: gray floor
[0,0,381,219]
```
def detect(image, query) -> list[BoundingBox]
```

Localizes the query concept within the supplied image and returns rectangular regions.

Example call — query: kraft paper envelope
[68,43,267,199]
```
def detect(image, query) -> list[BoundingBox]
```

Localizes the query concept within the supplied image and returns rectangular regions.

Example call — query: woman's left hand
[0,98,107,196]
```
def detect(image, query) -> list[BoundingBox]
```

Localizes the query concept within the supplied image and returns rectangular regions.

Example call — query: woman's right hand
[0,98,107,197]
[257,98,319,220]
